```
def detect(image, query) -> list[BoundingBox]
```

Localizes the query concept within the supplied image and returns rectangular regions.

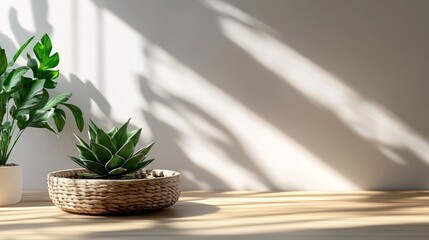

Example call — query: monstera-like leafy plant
[69,120,155,179]
[0,34,84,166]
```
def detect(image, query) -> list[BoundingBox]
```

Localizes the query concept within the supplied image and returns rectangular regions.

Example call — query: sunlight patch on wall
[214,0,429,166]
[141,38,356,190]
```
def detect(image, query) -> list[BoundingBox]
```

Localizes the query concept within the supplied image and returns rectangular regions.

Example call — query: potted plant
[0,34,83,206]
[47,120,181,215]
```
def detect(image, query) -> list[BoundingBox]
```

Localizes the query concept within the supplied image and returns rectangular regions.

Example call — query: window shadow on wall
[93,0,429,190]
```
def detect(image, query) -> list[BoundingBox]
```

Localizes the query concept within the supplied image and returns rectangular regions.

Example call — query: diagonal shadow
[94,0,429,190]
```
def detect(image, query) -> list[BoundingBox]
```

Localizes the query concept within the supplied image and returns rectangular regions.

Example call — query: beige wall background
[1,0,429,190]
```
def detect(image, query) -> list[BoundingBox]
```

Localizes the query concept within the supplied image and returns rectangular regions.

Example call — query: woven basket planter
[47,168,181,215]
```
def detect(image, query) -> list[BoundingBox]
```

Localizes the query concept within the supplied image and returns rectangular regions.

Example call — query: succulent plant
[69,120,154,179]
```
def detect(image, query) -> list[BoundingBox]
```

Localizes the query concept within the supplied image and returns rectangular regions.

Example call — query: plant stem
[6,129,24,160]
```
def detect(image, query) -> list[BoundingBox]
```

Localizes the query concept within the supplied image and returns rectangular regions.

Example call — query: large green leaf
[33,34,59,70]
[90,141,112,164]
[0,48,7,76]
[12,36,34,64]
[13,79,45,114]
[53,105,68,132]
[112,119,130,150]
[96,128,117,153]
[61,103,84,131]
[3,66,28,92]
[43,93,71,110]
[54,108,66,118]
[28,121,56,134]
[116,139,135,159]
[14,79,46,129]
[32,108,55,122]
[122,153,144,170]
[28,34,60,87]
[53,112,65,132]
[105,155,125,171]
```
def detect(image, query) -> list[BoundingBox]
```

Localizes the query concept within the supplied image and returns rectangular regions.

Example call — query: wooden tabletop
[1,191,429,239]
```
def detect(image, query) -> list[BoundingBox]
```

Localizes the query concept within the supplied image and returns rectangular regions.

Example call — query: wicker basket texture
[47,168,181,215]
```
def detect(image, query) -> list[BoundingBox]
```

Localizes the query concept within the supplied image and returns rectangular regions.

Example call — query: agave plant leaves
[134,142,155,157]
[74,133,90,149]
[70,120,155,178]
[69,156,86,168]
[82,160,106,175]
[107,126,118,137]
[116,139,135,159]
[95,128,117,153]
[126,159,154,175]
[122,153,145,170]
[109,167,127,176]
[91,141,112,164]
[112,119,130,150]
[127,128,142,147]
[105,155,125,171]
[76,145,97,162]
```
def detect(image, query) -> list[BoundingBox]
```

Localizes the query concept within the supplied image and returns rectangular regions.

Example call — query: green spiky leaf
[96,128,116,153]
[116,139,135,159]
[112,119,130,150]
[74,133,89,149]
[82,160,106,175]
[43,93,71,110]
[90,141,112,164]
[105,155,125,171]
[122,153,144,170]
[76,144,96,161]
[69,156,86,168]
[108,167,127,176]
[127,128,142,147]
[135,142,155,157]
[127,159,154,175]
[107,126,118,137]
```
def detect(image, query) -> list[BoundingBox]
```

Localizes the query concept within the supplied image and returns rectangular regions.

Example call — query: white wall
[1,0,429,190]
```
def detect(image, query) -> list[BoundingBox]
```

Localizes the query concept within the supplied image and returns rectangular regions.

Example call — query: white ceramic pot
[0,164,22,205]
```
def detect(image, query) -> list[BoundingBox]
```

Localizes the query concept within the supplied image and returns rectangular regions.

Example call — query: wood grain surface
[1,191,429,239]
